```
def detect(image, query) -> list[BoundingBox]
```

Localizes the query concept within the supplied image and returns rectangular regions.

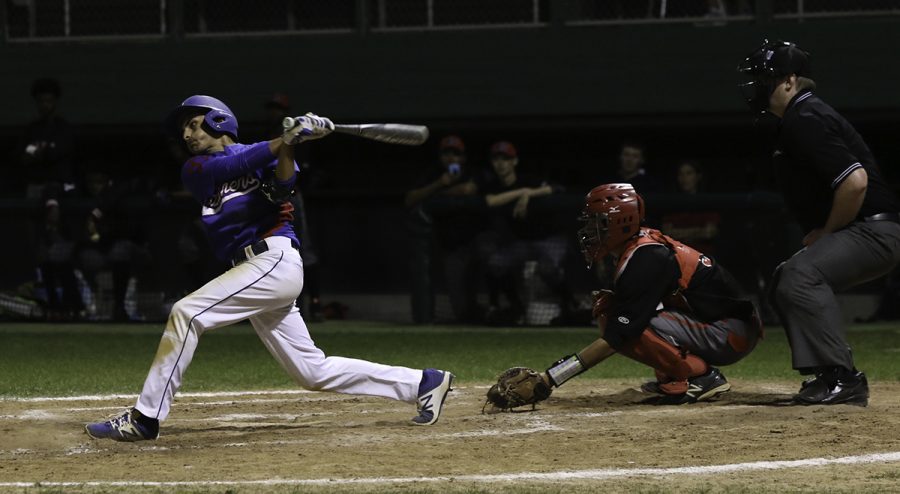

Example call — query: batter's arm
[182,139,285,199]
[266,137,288,157]
[199,139,284,180]
[274,139,295,182]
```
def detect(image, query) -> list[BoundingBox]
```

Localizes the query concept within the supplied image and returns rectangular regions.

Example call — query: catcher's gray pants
[650,310,761,367]
[770,220,900,372]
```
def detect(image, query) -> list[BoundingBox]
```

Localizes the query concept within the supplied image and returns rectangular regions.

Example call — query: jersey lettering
[202,174,260,215]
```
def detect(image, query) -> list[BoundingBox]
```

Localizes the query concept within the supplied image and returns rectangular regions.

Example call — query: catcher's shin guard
[641,369,689,395]
[616,329,708,381]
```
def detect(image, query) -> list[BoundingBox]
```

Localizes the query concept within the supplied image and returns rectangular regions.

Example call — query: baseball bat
[282,117,429,146]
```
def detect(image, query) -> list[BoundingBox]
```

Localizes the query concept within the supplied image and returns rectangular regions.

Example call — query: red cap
[490,141,517,158]
[440,135,465,153]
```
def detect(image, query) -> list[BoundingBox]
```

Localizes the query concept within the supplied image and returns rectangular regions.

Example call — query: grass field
[2,321,900,493]
[1,321,898,397]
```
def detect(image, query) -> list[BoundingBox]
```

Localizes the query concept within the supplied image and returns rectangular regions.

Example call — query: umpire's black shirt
[774,90,900,232]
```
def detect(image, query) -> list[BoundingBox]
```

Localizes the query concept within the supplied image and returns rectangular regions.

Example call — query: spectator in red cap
[480,141,570,325]
[404,136,475,207]
[405,135,491,324]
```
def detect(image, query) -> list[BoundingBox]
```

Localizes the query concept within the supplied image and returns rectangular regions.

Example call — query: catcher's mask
[577,183,644,267]
[737,39,811,114]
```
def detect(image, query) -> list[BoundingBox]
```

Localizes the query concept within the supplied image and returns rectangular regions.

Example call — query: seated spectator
[591,141,663,290]
[405,135,488,323]
[20,78,76,200]
[599,141,661,193]
[480,141,570,325]
[34,198,84,321]
[151,139,225,303]
[77,172,151,321]
[660,160,720,254]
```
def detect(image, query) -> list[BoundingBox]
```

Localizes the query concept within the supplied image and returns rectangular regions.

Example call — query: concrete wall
[2,18,898,126]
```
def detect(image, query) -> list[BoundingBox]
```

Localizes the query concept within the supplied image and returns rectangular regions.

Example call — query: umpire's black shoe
[797,374,829,396]
[794,370,868,407]
[659,367,731,405]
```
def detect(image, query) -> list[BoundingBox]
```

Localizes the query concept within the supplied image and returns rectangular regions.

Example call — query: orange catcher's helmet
[577,183,645,265]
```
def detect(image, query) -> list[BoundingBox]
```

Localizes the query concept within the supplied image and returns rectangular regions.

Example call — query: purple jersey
[181,142,300,262]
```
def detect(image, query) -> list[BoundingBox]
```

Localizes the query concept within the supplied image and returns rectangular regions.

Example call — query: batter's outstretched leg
[86,245,302,441]
[250,306,454,425]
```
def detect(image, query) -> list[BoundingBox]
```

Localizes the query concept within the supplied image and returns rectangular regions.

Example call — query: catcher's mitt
[483,367,553,413]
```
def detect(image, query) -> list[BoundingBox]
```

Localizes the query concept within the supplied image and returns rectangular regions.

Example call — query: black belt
[231,240,269,266]
[864,212,900,224]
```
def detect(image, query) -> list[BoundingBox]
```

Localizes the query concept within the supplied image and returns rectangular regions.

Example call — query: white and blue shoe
[412,368,454,425]
[85,409,158,442]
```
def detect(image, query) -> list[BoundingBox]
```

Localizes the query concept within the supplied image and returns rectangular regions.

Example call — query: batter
[85,95,453,441]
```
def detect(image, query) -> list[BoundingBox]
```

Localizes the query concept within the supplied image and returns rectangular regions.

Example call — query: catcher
[486,183,762,410]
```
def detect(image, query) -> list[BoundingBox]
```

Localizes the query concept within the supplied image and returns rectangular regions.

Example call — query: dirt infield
[2,380,900,493]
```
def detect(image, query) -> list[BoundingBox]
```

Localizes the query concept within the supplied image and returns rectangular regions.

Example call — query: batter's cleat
[85,408,159,442]
[795,370,868,407]
[660,367,731,405]
[413,368,454,425]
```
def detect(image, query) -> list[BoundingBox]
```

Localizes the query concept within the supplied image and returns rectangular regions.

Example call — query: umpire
[738,40,900,406]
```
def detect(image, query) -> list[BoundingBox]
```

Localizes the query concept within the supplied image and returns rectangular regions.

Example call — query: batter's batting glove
[282,112,334,145]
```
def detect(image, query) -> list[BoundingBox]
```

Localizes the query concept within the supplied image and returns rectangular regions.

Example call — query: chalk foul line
[1,389,317,403]
[2,451,899,487]
[2,387,481,403]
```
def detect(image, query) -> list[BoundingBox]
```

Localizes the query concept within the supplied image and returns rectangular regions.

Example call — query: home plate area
[2,381,899,492]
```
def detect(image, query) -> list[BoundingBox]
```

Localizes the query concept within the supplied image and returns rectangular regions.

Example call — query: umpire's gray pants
[771,220,900,372]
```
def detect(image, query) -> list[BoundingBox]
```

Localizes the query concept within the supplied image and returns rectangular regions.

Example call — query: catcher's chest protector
[615,228,707,290]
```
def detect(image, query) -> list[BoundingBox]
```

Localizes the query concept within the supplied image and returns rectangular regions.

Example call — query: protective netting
[6,0,896,40]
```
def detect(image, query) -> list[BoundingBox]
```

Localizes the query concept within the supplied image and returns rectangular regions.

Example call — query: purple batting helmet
[165,95,239,139]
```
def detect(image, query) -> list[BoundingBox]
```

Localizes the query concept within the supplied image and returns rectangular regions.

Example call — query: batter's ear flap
[199,120,227,139]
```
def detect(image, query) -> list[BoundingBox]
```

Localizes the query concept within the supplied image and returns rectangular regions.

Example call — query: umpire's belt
[863,212,900,224]
[231,237,296,266]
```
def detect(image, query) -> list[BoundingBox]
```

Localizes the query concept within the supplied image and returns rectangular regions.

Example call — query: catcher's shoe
[85,408,159,442]
[413,368,454,425]
[640,379,688,395]
[660,367,731,405]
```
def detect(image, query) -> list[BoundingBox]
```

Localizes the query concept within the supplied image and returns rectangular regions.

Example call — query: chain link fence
[5,0,165,39]
[183,0,354,35]
[3,1,899,40]
[567,0,756,23]
[774,0,900,18]
[370,0,547,30]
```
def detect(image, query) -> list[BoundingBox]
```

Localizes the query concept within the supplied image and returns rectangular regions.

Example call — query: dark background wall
[2,14,899,305]
[1,18,899,126]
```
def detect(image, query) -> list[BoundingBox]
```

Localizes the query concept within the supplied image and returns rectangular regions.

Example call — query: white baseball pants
[135,236,422,421]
